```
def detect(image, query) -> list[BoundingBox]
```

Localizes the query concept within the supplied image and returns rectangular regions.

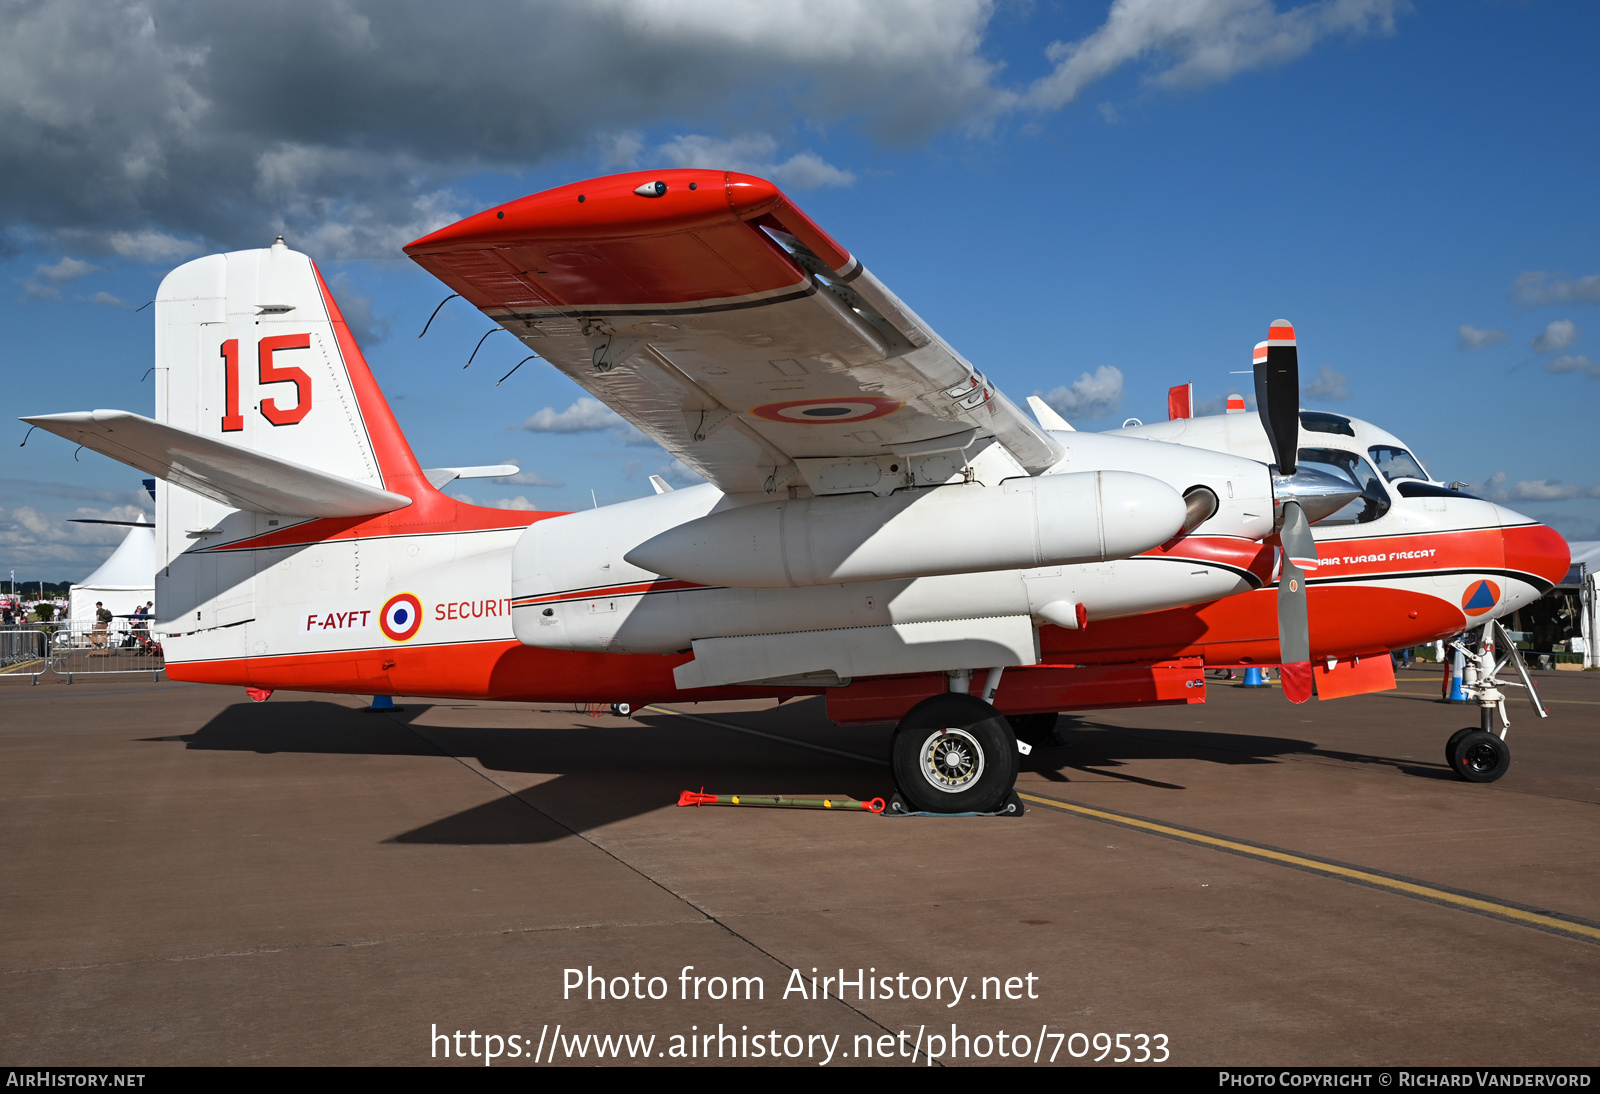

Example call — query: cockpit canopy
[1111,407,1463,527]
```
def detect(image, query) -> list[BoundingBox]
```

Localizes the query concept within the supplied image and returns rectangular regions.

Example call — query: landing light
[634,181,667,197]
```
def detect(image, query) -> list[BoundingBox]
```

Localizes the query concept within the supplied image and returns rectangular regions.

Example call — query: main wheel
[1443,727,1475,767]
[1448,730,1510,783]
[892,693,1018,814]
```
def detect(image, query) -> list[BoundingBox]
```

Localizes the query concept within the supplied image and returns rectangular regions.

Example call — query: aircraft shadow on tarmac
[1044,715,1464,786]
[130,697,1461,844]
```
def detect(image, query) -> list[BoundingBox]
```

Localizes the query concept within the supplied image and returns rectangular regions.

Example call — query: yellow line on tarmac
[1017,792,1600,945]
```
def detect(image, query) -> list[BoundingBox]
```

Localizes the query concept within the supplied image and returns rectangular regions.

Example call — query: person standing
[92,601,112,653]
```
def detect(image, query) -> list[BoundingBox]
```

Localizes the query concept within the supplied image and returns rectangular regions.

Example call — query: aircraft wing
[21,410,412,518]
[405,170,1063,496]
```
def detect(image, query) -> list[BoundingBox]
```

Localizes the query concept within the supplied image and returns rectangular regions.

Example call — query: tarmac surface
[1,662,1597,1067]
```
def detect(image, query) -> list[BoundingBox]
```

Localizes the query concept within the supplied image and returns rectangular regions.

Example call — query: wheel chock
[885,790,1026,818]
[677,789,886,813]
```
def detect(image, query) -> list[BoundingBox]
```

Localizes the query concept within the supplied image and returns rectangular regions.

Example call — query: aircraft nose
[1500,516,1571,589]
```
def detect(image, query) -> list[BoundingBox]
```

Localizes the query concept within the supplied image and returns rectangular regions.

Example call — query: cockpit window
[1368,445,1428,483]
[1298,448,1391,524]
[1300,412,1355,437]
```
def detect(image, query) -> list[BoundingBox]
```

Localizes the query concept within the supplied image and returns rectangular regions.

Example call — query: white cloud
[0,0,996,257]
[0,1,1397,260]
[658,133,855,189]
[1301,364,1349,401]
[20,255,95,300]
[491,460,563,488]
[520,398,653,446]
[1022,0,1401,110]
[654,458,705,487]
[324,271,391,345]
[0,502,149,571]
[1478,472,1600,502]
[522,398,629,434]
[1456,325,1505,351]
[1509,271,1600,308]
[1531,319,1579,354]
[36,256,94,283]
[1039,365,1124,420]
[1548,354,1600,379]
[106,229,203,261]
[90,292,125,307]
[599,130,646,169]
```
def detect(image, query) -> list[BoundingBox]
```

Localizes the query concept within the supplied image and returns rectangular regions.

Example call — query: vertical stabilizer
[153,240,426,572]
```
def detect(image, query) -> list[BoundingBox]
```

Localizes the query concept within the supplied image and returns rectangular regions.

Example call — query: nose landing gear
[1444,619,1545,784]
[1447,729,1512,783]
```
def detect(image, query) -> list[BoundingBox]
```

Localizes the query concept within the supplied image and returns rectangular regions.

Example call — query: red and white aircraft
[25,169,1569,811]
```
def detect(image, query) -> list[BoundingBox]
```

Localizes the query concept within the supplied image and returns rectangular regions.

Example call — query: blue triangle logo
[1464,582,1496,610]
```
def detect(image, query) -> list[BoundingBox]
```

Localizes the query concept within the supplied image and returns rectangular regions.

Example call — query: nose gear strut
[1445,619,1547,782]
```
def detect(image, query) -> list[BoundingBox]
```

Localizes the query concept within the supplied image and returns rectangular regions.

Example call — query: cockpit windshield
[1368,445,1428,483]
[1298,448,1391,524]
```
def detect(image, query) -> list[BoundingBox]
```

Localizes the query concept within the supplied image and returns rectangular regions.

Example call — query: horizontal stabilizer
[422,464,519,488]
[21,410,411,518]
[1026,396,1074,432]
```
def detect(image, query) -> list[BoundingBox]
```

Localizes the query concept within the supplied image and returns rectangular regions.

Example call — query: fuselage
[163,409,1569,707]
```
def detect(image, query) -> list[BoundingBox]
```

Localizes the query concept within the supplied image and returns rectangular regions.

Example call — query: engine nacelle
[623,471,1186,588]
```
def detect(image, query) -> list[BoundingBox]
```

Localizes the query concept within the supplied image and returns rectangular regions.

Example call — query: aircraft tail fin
[148,239,433,568]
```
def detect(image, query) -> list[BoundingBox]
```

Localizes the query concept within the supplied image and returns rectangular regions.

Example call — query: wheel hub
[1463,741,1500,773]
[919,728,985,794]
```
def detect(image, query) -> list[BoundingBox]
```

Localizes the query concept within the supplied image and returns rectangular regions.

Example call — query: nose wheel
[891,693,1020,814]
[1447,729,1511,783]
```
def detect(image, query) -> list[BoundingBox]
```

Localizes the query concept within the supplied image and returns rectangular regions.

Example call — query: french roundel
[750,396,903,424]
[380,593,423,642]
[1461,579,1500,617]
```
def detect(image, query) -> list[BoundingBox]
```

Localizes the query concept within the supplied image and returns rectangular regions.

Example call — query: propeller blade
[1253,320,1300,475]
[1276,498,1317,703]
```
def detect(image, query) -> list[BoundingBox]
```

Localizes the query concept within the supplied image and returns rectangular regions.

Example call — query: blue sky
[4,0,1598,580]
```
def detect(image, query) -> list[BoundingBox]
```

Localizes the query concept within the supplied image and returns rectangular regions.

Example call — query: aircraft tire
[892,693,1018,814]
[1444,727,1475,768]
[1449,730,1510,783]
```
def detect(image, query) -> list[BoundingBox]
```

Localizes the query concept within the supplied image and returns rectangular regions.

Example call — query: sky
[4,0,1598,582]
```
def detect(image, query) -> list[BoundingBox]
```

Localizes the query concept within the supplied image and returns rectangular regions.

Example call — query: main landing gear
[1443,619,1545,784]
[889,693,1024,815]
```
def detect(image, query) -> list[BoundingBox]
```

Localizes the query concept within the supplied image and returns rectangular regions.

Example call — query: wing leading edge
[405,170,1062,496]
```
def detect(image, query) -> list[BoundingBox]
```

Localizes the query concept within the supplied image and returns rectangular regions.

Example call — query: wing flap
[22,410,412,518]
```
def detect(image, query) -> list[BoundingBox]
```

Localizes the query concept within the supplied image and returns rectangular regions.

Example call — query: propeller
[1254,320,1316,703]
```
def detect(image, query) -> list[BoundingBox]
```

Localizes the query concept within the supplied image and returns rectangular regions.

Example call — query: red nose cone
[1502,523,1572,589]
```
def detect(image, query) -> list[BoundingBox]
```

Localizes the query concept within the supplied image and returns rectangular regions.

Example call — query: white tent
[68,519,156,627]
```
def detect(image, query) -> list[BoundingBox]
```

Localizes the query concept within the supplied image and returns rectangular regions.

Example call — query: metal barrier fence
[0,627,51,680]
[18,620,165,682]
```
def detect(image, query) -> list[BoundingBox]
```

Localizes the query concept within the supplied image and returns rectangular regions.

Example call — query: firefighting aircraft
[23,169,1569,812]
